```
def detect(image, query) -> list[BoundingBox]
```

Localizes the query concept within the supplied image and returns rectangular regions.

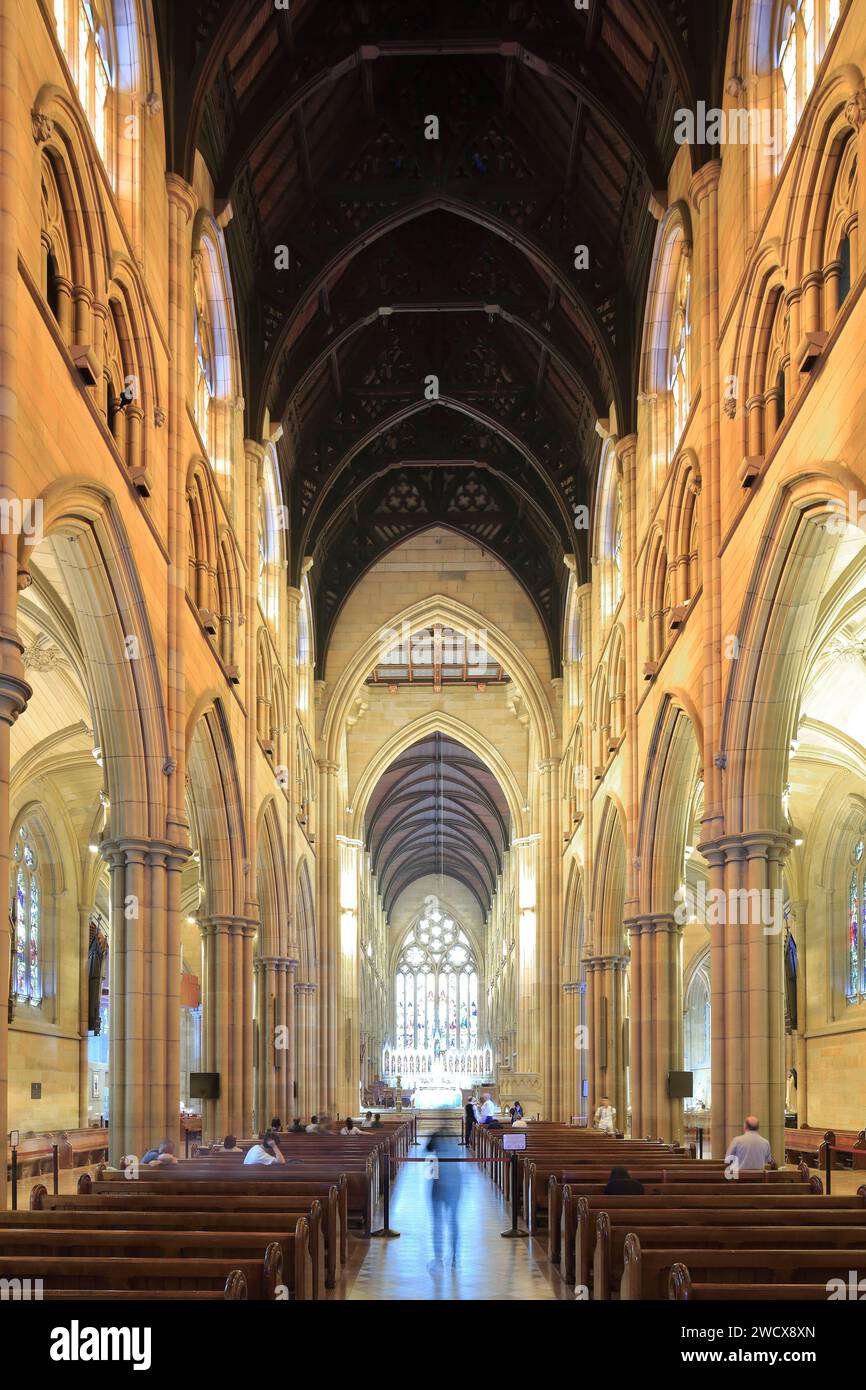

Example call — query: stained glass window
[779,1,837,157]
[847,838,865,1003]
[394,916,479,1050]
[611,483,623,611]
[11,826,41,1007]
[668,257,691,447]
[53,2,112,165]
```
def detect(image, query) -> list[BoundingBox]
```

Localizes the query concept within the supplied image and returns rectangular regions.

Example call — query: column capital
[294,981,317,995]
[0,669,31,725]
[165,173,197,220]
[614,433,638,465]
[318,759,340,777]
[689,158,722,212]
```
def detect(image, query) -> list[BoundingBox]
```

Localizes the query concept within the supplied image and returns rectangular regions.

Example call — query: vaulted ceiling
[156,0,730,673]
[364,734,511,917]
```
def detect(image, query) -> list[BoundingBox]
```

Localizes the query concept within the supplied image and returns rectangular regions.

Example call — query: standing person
[426,1130,461,1272]
[244,1130,286,1165]
[478,1092,497,1124]
[593,1096,616,1133]
[725,1116,773,1171]
[508,1100,523,1122]
[464,1097,476,1148]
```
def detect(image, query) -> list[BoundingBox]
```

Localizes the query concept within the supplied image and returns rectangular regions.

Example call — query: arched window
[668,255,691,447]
[296,575,314,716]
[846,835,866,1004]
[594,440,623,626]
[53,1,112,164]
[11,825,41,1007]
[683,950,711,1108]
[191,222,240,491]
[258,446,285,633]
[395,914,479,1053]
[778,0,843,155]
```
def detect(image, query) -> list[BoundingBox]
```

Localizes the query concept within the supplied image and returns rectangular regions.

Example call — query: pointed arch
[187,700,246,919]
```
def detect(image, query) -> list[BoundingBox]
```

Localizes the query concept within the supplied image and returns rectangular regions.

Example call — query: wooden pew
[0,1224,310,1300]
[70,1177,349,1268]
[669,1265,830,1301]
[15,1200,327,1297]
[621,1237,866,1300]
[32,1183,340,1290]
[560,1187,857,1286]
[593,1214,866,1300]
[784,1126,866,1169]
[90,1160,373,1237]
[0,1248,282,1299]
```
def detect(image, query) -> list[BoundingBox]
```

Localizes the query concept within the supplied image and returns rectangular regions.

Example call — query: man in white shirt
[478,1092,497,1124]
[243,1130,286,1165]
[593,1097,616,1133]
[725,1116,773,1171]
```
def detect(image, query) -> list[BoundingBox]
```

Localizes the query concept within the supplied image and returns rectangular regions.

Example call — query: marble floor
[339,1137,570,1301]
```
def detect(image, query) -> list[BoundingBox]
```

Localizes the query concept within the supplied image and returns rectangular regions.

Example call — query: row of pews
[784,1126,866,1169]
[474,1121,866,1300]
[0,1118,413,1300]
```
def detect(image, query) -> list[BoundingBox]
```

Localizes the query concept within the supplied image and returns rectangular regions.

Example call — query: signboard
[502,1131,527,1151]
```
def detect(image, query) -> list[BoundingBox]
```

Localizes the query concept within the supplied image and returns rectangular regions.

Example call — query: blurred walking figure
[426,1130,462,1272]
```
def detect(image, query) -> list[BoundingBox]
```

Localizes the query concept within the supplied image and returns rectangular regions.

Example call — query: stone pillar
[199,917,255,1141]
[585,955,628,1130]
[0,0,32,1208]
[165,175,197,845]
[689,161,724,847]
[700,832,790,1164]
[295,982,317,1116]
[255,955,298,1128]
[317,760,340,1113]
[537,759,560,1117]
[628,915,684,1141]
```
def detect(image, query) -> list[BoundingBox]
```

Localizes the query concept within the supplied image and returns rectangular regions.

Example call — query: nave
[343,1136,566,1302]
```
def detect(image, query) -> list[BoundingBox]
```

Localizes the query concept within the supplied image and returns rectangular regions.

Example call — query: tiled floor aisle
[345,1137,568,1300]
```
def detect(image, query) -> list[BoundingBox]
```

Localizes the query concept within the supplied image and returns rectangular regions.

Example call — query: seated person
[243,1129,286,1165]
[144,1140,178,1166]
[361,1111,374,1129]
[269,1116,282,1133]
[305,1115,320,1133]
[341,1116,363,1135]
[288,1117,305,1133]
[371,1113,383,1129]
[218,1134,238,1152]
[603,1165,644,1195]
[511,1114,528,1129]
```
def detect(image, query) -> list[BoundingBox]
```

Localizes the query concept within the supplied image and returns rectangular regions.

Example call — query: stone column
[537,759,560,1117]
[255,954,298,1128]
[700,832,790,1164]
[0,0,31,1208]
[628,915,684,1141]
[585,954,628,1130]
[200,917,255,1141]
[295,982,317,1116]
[164,175,196,846]
[317,760,340,1113]
[689,161,724,847]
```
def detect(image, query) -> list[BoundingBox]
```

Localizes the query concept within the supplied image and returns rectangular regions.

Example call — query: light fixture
[88,843,99,854]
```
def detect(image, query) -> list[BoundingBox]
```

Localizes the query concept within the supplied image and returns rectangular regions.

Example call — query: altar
[411,1085,464,1109]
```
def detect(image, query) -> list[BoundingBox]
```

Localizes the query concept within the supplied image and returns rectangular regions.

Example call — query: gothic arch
[593,796,627,957]
[296,857,317,980]
[186,700,247,919]
[721,472,866,832]
[19,478,171,840]
[636,698,703,912]
[255,797,289,960]
[323,594,555,766]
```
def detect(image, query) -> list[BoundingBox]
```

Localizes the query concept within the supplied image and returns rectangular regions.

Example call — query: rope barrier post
[10,1140,18,1211]
[413,1111,418,1146]
[697,1126,703,1160]
[370,1150,400,1239]
[501,1151,528,1239]
[825,1140,832,1196]
[52,1143,59,1195]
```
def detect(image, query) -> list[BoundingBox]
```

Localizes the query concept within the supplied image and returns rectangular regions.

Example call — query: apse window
[11,825,41,1008]
[846,836,866,1004]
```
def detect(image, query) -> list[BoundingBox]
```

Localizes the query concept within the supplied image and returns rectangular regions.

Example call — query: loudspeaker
[189,1071,220,1100]
[667,1070,693,1099]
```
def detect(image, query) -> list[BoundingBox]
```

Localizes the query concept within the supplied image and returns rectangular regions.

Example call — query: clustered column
[254,955,297,1128]
[294,981,318,1117]
[627,915,684,1140]
[200,917,256,1141]
[584,954,628,1129]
